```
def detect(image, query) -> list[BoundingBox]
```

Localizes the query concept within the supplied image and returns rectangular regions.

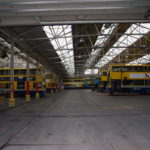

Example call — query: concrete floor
[0,90,150,150]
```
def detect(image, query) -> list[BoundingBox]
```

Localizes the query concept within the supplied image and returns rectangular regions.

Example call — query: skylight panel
[43,25,75,75]
[128,54,150,65]
[95,23,150,68]
[84,69,98,75]
[86,24,117,66]
[0,37,36,68]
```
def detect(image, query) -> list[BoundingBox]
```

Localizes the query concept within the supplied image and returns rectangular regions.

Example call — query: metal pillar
[36,63,39,99]
[51,73,55,94]
[9,40,15,107]
[43,67,47,96]
[54,74,58,92]
[50,78,54,94]
[25,57,30,101]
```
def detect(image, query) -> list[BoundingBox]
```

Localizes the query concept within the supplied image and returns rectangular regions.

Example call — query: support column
[25,57,30,101]
[55,82,58,92]
[9,40,15,107]
[51,82,54,94]
[36,64,39,99]
[43,67,46,96]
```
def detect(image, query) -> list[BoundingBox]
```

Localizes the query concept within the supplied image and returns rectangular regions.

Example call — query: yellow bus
[63,78,84,89]
[84,78,95,88]
[63,78,95,89]
[0,68,46,97]
[106,64,150,94]
[99,70,108,92]
[45,73,58,92]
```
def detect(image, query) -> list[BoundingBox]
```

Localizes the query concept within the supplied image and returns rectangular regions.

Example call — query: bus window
[19,69,26,75]
[5,83,10,88]
[126,66,133,72]
[102,72,107,76]
[5,70,10,75]
[121,66,133,72]
[17,77,26,89]
[29,69,37,75]
[134,80,145,85]
[6,77,10,81]
[144,66,147,71]
[122,66,128,72]
[29,77,36,81]
[14,70,20,75]
[0,77,10,81]
[112,66,122,72]
[122,78,129,85]
[134,66,144,72]
[123,80,134,85]
[63,80,68,82]
[14,77,18,81]
[145,80,150,85]
[0,70,5,75]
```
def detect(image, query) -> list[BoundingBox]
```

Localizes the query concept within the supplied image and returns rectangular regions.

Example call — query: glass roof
[43,24,150,76]
[1,23,150,75]
[84,69,98,75]
[0,37,36,68]
[128,54,150,65]
[95,23,150,68]
[86,24,117,67]
[43,25,75,76]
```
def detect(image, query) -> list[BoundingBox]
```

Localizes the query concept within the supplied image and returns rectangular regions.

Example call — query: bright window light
[128,54,150,65]
[43,25,75,75]
[95,23,150,68]
[84,69,98,75]
[86,24,117,67]
[0,37,36,68]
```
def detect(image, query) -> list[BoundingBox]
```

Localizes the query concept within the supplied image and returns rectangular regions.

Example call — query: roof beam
[0,0,147,5]
[0,27,68,76]
[73,24,103,74]
[0,0,149,26]
[112,31,150,64]
[101,31,150,69]
[91,23,131,66]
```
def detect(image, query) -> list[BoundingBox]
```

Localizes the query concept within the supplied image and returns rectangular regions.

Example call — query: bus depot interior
[0,1,150,150]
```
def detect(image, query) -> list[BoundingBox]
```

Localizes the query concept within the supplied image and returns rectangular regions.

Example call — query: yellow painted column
[25,57,30,102]
[9,81,15,107]
[25,80,30,102]
[36,81,40,99]
[36,65,39,99]
[9,40,15,107]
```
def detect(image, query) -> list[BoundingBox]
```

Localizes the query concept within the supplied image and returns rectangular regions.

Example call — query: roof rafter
[73,24,103,75]
[91,23,131,67]
[101,31,150,70]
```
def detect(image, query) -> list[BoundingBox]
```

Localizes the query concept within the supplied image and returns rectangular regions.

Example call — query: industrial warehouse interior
[0,0,150,150]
